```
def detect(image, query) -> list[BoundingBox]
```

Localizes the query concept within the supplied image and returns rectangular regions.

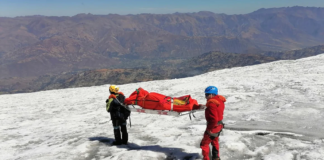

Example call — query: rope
[135,89,139,105]
[170,98,174,111]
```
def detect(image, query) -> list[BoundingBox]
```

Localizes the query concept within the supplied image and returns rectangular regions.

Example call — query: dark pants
[112,118,128,144]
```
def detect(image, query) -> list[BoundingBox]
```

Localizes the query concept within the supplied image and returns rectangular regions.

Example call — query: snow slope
[1,54,324,160]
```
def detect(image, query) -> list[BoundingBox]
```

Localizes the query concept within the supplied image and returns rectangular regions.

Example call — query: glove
[199,104,206,109]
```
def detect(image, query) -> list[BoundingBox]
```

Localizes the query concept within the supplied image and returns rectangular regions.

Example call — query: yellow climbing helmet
[109,85,119,93]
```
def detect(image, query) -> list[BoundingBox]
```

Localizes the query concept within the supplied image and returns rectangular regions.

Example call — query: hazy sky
[1,0,324,17]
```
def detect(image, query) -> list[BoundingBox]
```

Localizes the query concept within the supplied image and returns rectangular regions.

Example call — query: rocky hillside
[260,44,324,60]
[1,6,324,79]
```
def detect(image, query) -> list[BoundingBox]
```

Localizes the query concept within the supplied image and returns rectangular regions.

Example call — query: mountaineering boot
[113,128,122,145]
[112,141,122,145]
[121,124,128,145]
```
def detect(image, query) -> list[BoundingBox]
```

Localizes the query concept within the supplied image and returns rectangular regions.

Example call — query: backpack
[116,94,131,121]
[119,105,131,120]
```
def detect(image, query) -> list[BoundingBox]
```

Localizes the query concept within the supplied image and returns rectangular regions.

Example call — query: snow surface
[1,54,324,160]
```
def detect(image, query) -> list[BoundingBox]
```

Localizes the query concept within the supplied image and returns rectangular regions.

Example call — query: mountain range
[1,6,324,94]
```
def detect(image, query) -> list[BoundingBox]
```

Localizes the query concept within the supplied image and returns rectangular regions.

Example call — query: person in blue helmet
[200,86,226,160]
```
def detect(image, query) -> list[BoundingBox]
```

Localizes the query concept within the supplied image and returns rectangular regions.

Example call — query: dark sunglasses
[205,93,212,97]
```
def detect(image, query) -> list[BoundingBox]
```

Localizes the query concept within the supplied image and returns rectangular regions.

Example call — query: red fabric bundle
[124,87,199,112]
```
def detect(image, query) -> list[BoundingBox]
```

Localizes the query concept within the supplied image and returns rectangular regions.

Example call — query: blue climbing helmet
[205,86,218,95]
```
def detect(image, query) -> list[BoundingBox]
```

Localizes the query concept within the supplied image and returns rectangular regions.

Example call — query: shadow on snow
[88,136,200,160]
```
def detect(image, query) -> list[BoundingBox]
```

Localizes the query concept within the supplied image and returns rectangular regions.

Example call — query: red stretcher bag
[124,87,199,112]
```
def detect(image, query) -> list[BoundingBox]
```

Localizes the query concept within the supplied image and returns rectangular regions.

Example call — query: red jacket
[205,95,226,133]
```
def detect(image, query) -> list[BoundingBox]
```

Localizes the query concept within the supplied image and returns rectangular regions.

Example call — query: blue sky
[1,0,324,17]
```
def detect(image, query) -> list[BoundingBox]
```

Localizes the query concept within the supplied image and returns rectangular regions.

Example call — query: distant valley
[1,44,324,94]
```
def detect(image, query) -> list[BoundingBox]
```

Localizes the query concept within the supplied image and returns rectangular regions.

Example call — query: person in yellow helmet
[106,85,130,145]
